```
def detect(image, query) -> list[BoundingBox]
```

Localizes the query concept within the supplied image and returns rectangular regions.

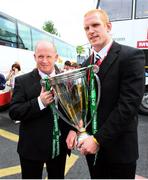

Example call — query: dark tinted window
[0,16,17,47]
[99,0,133,21]
[54,38,76,59]
[135,0,148,18]
[18,22,32,50]
[32,28,52,51]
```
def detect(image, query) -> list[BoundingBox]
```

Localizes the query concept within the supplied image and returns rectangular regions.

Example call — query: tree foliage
[43,20,60,36]
[76,45,85,55]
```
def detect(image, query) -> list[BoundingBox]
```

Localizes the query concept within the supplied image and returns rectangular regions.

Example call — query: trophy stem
[77,128,89,143]
[79,127,86,133]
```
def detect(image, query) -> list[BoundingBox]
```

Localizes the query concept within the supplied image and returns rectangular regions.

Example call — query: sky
[0,0,98,46]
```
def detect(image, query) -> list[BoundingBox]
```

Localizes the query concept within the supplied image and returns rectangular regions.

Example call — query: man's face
[84,13,111,51]
[34,44,58,74]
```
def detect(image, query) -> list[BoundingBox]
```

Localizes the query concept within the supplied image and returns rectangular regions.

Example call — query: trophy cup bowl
[48,66,100,143]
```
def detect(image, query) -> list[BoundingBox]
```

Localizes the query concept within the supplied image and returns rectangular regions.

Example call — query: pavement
[0,110,148,179]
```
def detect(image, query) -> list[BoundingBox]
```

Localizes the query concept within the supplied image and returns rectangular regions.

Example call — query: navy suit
[83,42,145,178]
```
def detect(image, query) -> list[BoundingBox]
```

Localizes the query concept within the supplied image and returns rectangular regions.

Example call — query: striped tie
[95,54,102,66]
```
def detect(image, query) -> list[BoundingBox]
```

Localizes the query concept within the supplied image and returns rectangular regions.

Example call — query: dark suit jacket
[9,69,71,161]
[83,41,145,163]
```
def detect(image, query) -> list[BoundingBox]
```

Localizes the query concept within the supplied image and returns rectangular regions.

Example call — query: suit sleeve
[9,76,42,121]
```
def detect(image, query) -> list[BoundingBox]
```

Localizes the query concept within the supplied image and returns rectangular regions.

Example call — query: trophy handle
[85,73,101,128]
[94,73,101,108]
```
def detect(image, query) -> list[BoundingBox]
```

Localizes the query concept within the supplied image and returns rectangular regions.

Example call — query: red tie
[95,59,102,66]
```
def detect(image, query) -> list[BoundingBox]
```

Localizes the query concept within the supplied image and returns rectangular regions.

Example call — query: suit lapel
[98,42,121,80]
[28,69,41,97]
[83,42,121,81]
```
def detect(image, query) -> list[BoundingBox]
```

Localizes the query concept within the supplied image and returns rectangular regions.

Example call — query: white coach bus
[0,11,77,109]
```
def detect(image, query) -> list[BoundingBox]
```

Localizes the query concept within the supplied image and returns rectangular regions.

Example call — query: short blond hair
[35,40,57,53]
[84,9,110,25]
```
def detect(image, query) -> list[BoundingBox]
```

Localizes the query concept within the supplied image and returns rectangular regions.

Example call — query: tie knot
[95,53,101,60]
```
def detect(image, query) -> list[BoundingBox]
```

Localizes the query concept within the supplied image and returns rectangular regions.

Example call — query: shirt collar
[38,69,56,79]
[94,39,113,62]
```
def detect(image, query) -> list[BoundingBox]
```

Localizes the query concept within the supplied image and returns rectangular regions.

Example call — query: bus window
[135,0,148,18]
[0,11,77,72]
[53,38,65,57]
[0,16,17,47]
[99,0,133,21]
[70,46,77,59]
[31,28,53,50]
[53,37,76,61]
[18,22,32,50]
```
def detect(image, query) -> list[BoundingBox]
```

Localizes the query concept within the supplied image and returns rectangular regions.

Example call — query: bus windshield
[136,0,148,18]
[99,0,133,21]
[99,0,148,21]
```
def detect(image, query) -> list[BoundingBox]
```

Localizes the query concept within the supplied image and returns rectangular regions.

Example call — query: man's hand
[40,87,54,107]
[77,135,100,155]
[66,130,77,150]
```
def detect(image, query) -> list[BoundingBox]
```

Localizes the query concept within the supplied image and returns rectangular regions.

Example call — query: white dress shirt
[38,69,56,110]
[93,40,113,64]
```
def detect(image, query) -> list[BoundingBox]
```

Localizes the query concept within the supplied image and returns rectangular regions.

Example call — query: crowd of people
[0,8,145,179]
[63,60,82,71]
[0,60,81,92]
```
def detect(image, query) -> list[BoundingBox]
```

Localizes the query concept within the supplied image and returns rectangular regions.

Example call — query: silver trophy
[47,65,100,142]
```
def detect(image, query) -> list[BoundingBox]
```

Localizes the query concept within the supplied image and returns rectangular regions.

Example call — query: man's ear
[107,22,112,32]
[55,54,59,62]
[34,54,37,62]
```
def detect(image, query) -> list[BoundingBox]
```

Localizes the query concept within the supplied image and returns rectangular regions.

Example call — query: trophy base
[77,131,89,144]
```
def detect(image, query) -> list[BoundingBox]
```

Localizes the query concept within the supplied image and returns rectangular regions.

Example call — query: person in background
[0,73,6,90]
[9,40,71,179]
[78,63,82,68]
[7,63,23,124]
[6,63,22,89]
[70,62,79,69]
[66,9,145,179]
[63,60,71,71]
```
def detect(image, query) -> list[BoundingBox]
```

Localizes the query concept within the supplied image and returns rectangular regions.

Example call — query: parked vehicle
[0,85,11,111]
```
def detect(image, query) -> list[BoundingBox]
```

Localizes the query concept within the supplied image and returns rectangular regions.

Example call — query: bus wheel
[139,92,148,115]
